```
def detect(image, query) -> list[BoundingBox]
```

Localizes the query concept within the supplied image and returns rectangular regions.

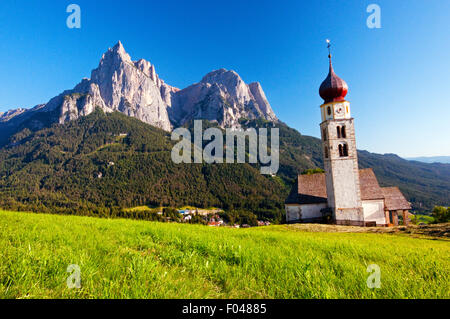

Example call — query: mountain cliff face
[0,41,277,143]
[169,69,277,128]
[40,41,174,131]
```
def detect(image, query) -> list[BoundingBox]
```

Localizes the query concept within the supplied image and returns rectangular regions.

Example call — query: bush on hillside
[431,206,450,224]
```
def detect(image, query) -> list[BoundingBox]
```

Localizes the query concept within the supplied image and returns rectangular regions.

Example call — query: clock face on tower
[334,103,345,118]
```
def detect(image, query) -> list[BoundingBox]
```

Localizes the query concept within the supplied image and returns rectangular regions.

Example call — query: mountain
[169,69,277,128]
[0,110,448,218]
[0,41,448,217]
[405,156,450,164]
[357,152,450,212]
[0,41,174,134]
[0,41,277,147]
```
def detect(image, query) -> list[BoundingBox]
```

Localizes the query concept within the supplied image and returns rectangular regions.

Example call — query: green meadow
[0,210,448,299]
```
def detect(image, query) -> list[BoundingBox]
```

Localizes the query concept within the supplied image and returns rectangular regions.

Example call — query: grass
[122,205,222,213]
[0,210,448,299]
[122,205,159,212]
[411,214,435,225]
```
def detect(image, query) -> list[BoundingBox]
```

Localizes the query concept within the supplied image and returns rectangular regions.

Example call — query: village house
[285,46,411,227]
[258,220,271,226]
[207,215,224,226]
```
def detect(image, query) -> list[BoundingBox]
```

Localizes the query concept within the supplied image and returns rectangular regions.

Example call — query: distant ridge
[405,156,450,164]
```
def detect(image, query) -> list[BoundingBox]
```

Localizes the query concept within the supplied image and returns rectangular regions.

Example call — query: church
[285,47,411,227]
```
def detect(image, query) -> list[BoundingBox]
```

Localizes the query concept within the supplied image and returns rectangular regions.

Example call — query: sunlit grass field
[0,210,448,299]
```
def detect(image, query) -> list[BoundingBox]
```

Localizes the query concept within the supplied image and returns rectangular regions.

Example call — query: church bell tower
[319,41,364,226]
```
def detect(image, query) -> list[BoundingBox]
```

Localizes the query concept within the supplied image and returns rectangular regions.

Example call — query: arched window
[322,129,327,141]
[341,126,347,138]
[336,126,341,138]
[338,144,343,157]
[324,147,329,158]
[327,107,331,116]
[343,144,349,156]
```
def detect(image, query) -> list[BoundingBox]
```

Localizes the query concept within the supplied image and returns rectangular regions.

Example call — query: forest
[0,109,448,222]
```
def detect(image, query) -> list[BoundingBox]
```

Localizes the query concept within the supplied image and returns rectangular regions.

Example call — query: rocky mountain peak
[0,42,278,139]
[95,41,132,75]
[111,41,130,60]
[113,40,124,51]
[0,108,26,122]
[201,68,241,84]
[248,82,277,121]
[170,67,278,127]
[199,68,259,108]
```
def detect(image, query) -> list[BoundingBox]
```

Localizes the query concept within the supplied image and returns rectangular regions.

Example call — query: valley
[0,41,448,219]
[0,111,448,219]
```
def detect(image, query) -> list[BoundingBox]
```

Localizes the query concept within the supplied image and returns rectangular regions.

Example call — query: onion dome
[319,59,348,103]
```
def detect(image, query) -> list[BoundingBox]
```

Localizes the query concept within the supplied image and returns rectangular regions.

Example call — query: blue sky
[0,0,448,157]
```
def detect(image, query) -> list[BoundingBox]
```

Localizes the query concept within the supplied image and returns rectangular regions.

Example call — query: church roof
[285,168,408,208]
[319,60,348,103]
[359,168,385,200]
[381,187,412,210]
[285,172,328,205]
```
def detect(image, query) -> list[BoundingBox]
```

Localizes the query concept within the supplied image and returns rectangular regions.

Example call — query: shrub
[220,210,258,226]
[163,207,182,221]
[410,214,435,225]
[301,168,325,175]
[431,206,450,224]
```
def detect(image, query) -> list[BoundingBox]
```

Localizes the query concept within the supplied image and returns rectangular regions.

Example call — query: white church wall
[362,199,386,225]
[300,203,327,219]
[329,159,360,212]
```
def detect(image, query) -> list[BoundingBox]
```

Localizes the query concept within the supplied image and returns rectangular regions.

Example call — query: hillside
[0,110,286,220]
[405,156,450,164]
[240,119,450,213]
[1,210,448,298]
[0,110,448,217]
[358,151,450,212]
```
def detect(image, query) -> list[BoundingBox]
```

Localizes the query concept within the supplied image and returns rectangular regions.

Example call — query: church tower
[319,42,364,226]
